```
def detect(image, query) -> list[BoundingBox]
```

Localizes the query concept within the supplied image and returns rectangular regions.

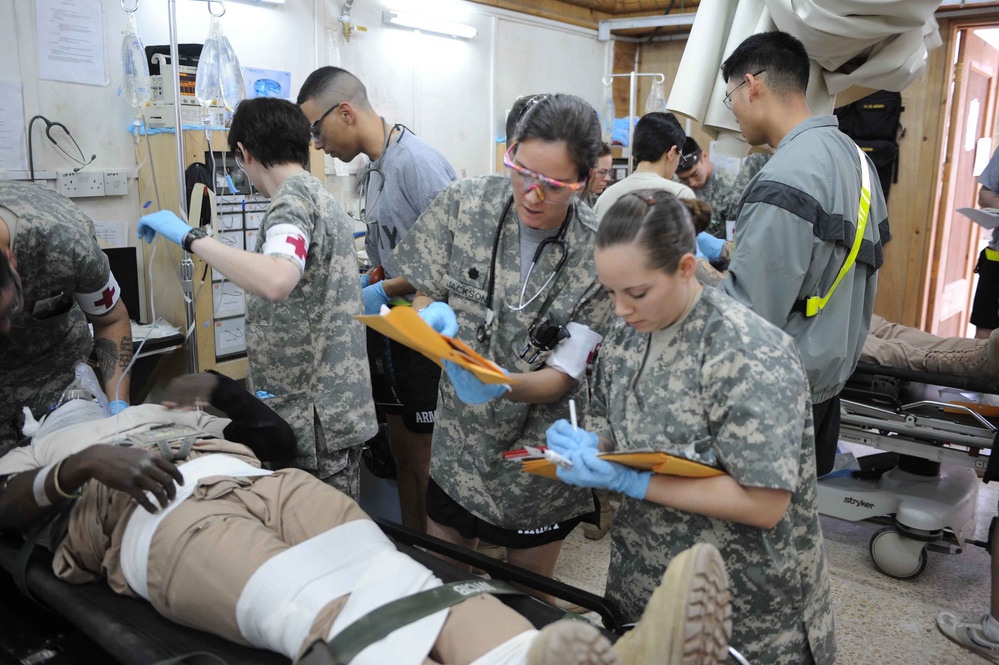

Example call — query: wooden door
[927,30,998,336]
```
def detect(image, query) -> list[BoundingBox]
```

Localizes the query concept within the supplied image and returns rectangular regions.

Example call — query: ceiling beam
[597,12,696,40]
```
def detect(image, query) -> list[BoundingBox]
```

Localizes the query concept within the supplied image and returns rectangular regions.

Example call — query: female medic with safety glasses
[385,94,613,596]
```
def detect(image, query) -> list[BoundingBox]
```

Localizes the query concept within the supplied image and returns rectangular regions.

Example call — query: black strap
[299,579,523,665]
[151,652,231,665]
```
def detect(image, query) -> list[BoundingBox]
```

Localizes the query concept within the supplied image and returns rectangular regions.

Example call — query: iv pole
[167,0,199,373]
[601,71,666,174]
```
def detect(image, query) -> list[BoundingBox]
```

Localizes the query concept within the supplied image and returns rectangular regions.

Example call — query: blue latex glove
[362,282,391,315]
[696,232,725,261]
[359,274,371,288]
[137,210,193,247]
[108,400,129,415]
[556,447,652,500]
[443,360,509,405]
[545,419,599,456]
[419,302,459,337]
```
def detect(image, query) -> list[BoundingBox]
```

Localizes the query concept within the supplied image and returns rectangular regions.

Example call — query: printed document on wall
[36,0,107,86]
[0,82,28,170]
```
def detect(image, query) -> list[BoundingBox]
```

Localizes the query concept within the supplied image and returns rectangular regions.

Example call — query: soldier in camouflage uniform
[547,190,835,664]
[386,94,613,588]
[137,98,376,499]
[675,137,741,239]
[0,182,134,455]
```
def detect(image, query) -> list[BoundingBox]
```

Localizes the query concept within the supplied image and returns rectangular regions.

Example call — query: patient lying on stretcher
[0,372,732,665]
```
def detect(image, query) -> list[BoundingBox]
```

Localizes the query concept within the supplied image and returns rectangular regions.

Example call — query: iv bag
[195,16,222,110]
[121,12,151,116]
[644,79,667,115]
[600,83,616,144]
[218,29,246,112]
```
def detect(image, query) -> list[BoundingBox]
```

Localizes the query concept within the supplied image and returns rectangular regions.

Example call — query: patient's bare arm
[0,446,183,531]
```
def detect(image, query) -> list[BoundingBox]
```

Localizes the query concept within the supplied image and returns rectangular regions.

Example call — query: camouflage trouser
[317,445,362,501]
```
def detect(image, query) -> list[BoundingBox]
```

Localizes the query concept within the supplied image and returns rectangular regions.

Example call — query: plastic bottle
[121,12,151,118]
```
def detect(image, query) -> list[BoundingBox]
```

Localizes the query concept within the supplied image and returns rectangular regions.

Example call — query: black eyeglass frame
[309,102,344,141]
[723,68,766,110]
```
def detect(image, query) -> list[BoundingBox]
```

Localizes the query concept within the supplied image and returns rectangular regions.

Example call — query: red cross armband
[262,223,309,274]
[73,272,121,316]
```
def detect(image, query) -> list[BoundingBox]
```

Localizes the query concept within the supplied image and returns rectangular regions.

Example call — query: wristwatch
[182,227,209,253]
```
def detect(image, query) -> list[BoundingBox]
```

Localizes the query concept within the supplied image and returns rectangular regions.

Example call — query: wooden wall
[632,26,957,328]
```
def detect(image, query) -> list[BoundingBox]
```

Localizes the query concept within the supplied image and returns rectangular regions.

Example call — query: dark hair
[297,66,372,110]
[681,136,701,157]
[721,31,809,97]
[596,189,696,274]
[512,94,601,181]
[505,94,539,143]
[228,98,311,169]
[680,198,712,235]
[632,112,685,164]
[598,141,612,158]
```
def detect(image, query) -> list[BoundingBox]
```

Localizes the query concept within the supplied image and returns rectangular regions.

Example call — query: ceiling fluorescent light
[382,10,477,39]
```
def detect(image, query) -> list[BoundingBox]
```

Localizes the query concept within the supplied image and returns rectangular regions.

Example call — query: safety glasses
[309,102,343,143]
[677,152,699,172]
[503,145,586,205]
[234,147,246,171]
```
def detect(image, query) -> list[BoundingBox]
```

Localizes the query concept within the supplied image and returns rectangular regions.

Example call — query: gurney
[817,361,999,579]
[0,519,621,665]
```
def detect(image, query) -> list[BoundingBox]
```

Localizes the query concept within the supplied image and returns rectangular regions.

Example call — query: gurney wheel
[869,526,928,579]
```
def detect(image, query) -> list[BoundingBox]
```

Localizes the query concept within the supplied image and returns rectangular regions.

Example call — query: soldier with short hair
[548,190,835,664]
[0,183,134,454]
[136,97,376,498]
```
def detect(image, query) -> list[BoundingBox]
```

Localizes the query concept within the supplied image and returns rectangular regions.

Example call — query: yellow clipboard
[519,450,725,480]
[355,306,512,385]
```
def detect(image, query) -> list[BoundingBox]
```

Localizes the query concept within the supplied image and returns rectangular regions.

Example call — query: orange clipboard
[512,448,725,480]
[355,306,512,385]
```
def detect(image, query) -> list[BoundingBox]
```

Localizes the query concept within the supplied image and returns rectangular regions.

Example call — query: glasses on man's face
[723,68,766,110]
[309,102,343,143]
[503,145,586,206]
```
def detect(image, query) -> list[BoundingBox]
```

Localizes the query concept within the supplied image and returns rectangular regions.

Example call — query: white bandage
[33,464,54,508]
[120,454,272,601]
[262,223,310,274]
[235,520,396,658]
[74,272,121,316]
[468,629,539,665]
[544,322,603,380]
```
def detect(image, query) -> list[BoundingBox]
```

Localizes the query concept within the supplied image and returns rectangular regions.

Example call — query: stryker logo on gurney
[843,496,876,510]
[453,580,503,596]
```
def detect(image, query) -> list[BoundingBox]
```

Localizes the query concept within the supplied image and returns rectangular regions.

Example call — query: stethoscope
[475,196,572,343]
[353,120,409,246]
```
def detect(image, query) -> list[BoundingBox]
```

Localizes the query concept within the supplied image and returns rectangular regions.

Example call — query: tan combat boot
[526,620,621,665]
[613,543,731,665]
[923,329,999,379]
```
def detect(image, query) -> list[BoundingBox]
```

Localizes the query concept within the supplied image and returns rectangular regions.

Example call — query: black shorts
[366,327,441,434]
[971,249,999,330]
[425,478,599,548]
[813,395,841,478]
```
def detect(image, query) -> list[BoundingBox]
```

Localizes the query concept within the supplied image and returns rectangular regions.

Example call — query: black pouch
[361,422,396,480]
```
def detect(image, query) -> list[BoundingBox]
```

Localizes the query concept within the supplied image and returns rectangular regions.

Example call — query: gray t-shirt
[519,221,563,285]
[365,129,457,277]
[977,147,999,249]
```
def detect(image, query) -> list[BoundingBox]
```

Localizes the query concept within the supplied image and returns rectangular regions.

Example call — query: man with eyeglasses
[136,97,376,499]
[674,137,740,239]
[298,67,456,533]
[581,142,613,209]
[592,112,695,220]
[0,183,134,456]
[717,31,889,477]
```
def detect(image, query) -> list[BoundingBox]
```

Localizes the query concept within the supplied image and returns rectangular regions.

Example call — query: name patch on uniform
[443,273,487,304]
[262,223,310,274]
[74,272,120,316]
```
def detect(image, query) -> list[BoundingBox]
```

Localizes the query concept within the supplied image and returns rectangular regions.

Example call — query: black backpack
[834,91,904,200]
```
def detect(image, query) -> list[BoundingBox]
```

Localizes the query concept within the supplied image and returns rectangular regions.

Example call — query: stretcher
[0,519,617,665]
[817,361,999,579]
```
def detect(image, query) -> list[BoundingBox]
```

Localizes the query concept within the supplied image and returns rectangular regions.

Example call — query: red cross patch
[286,235,307,260]
[93,286,116,309]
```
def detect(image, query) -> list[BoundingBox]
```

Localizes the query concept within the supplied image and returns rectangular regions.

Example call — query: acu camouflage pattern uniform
[246,172,376,499]
[387,176,614,529]
[0,182,113,455]
[695,167,740,239]
[589,287,835,665]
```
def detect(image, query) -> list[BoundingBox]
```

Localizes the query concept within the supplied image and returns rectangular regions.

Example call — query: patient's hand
[75,446,184,514]
[159,373,219,411]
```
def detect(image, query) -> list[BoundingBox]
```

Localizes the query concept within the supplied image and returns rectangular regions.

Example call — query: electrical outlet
[103,171,128,197]
[56,171,105,198]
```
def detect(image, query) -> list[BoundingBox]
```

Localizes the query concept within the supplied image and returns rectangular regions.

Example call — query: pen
[544,448,574,471]
[569,398,578,432]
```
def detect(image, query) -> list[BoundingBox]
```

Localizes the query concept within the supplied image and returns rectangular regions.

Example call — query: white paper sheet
[0,82,28,170]
[35,0,107,86]
[957,207,999,230]
[94,220,128,248]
